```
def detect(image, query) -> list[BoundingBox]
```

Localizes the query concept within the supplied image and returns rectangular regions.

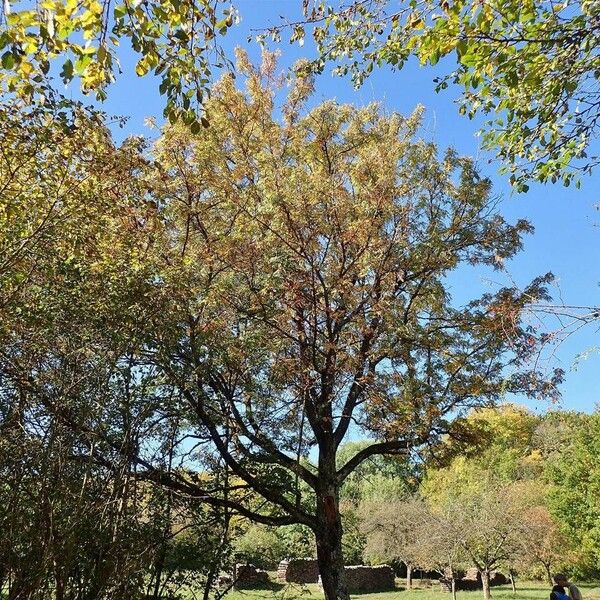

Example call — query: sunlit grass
[2,579,598,599]
[219,580,600,600]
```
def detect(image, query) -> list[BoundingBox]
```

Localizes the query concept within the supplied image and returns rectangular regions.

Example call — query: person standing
[550,584,569,600]
[553,574,582,600]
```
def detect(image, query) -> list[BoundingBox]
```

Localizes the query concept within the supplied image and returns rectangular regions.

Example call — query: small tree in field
[361,497,429,589]
[423,463,533,600]
[0,53,559,600]
[518,505,570,585]
[444,485,526,600]
[414,506,469,600]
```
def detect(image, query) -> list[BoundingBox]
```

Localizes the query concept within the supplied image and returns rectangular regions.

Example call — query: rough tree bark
[315,444,349,600]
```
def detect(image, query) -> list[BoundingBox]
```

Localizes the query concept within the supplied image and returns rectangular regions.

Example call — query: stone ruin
[280,559,396,593]
[344,565,396,593]
[439,568,508,592]
[317,565,396,593]
[233,564,269,589]
[277,558,320,584]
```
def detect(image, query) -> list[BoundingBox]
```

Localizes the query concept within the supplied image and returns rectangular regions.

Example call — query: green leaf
[60,58,74,80]
[1,51,15,70]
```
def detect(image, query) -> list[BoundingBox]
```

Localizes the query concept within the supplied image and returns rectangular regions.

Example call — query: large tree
[0,98,237,600]
[1,55,559,600]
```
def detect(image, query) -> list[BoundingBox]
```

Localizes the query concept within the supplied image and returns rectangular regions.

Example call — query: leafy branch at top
[262,0,600,190]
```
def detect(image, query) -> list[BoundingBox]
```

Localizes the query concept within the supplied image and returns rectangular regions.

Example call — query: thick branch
[181,385,316,527]
[336,439,409,483]
[210,375,319,489]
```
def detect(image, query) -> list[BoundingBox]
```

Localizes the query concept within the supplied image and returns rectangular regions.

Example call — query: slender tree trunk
[451,577,457,600]
[54,566,66,600]
[481,569,492,600]
[406,563,413,591]
[543,563,553,587]
[508,569,516,594]
[151,545,166,599]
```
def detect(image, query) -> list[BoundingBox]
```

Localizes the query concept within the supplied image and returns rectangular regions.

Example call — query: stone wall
[282,560,397,592]
[233,564,269,589]
[277,559,320,584]
[440,570,508,592]
[490,572,508,586]
[342,565,396,593]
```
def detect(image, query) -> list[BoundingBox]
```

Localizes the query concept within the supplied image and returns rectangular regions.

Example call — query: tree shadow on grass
[236,581,287,593]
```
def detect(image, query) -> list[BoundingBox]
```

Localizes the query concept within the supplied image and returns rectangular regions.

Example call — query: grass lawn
[2,580,598,599]
[219,581,600,600]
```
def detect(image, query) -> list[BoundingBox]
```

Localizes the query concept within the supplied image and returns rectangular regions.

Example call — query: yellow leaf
[135,58,149,76]
[87,0,103,14]
[19,60,34,75]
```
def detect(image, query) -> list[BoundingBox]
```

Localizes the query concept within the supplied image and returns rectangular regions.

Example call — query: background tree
[234,525,287,569]
[273,0,600,189]
[422,461,531,600]
[449,485,527,600]
[421,405,598,580]
[546,411,600,576]
[518,505,570,585]
[337,440,419,504]
[361,496,429,589]
[413,505,469,600]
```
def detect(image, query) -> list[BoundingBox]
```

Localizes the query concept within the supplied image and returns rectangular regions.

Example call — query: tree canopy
[0,0,236,128]
[546,412,600,573]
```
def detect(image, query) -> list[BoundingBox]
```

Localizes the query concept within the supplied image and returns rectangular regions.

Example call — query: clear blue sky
[74,1,600,414]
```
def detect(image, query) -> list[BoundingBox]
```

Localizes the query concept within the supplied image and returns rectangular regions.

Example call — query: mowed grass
[2,579,598,599]
[220,580,600,600]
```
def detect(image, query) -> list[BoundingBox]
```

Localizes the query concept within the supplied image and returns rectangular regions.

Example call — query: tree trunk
[508,569,516,594]
[406,563,413,591]
[54,567,66,600]
[451,577,457,600]
[314,446,348,600]
[544,563,553,587]
[481,569,492,600]
[151,544,166,599]
[315,496,348,600]
[508,569,517,594]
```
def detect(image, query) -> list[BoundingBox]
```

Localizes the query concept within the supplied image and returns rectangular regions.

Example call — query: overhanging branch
[336,439,409,483]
